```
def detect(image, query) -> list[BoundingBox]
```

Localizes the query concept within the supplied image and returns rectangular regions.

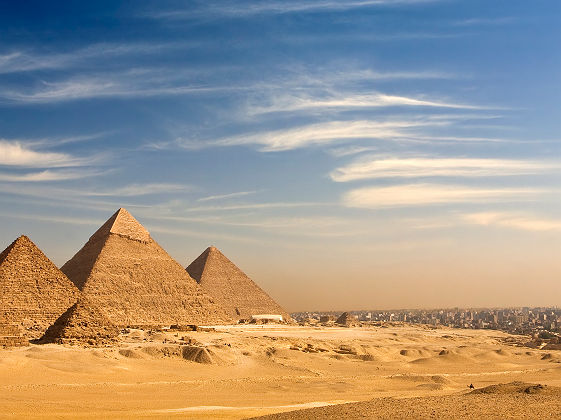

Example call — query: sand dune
[1,324,560,419]
[251,382,561,419]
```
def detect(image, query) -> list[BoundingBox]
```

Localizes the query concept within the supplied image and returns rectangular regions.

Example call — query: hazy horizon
[1,1,560,312]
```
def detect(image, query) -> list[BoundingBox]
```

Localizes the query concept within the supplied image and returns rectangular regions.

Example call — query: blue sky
[1,1,560,310]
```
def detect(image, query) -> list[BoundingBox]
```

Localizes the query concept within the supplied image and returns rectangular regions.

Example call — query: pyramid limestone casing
[61,209,230,327]
[40,298,119,345]
[0,236,81,339]
[186,246,289,321]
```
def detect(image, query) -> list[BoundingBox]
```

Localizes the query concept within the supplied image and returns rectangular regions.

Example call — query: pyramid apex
[13,235,32,244]
[1,235,38,265]
[88,208,151,244]
[110,208,150,243]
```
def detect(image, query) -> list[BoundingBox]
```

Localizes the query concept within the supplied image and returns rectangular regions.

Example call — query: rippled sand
[1,324,560,419]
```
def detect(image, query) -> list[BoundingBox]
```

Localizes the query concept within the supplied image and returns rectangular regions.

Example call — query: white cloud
[197,190,260,202]
[81,183,191,197]
[0,42,198,74]
[250,93,490,116]
[331,157,556,182]
[183,201,329,212]
[150,0,441,20]
[453,17,517,27]
[327,145,379,157]
[0,169,105,182]
[178,119,446,152]
[0,69,243,104]
[463,212,561,232]
[0,79,209,103]
[0,140,96,167]
[343,184,545,208]
[326,69,460,82]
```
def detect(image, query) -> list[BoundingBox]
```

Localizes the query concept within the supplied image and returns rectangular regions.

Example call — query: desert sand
[252,382,561,419]
[1,324,560,419]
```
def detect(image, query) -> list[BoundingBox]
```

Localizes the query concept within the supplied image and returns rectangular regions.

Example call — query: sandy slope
[251,386,561,419]
[0,324,560,419]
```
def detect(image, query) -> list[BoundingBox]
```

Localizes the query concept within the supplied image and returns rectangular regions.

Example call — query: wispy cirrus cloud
[0,169,108,182]
[0,42,198,74]
[249,92,492,116]
[453,17,517,27]
[326,145,379,158]
[331,156,557,182]
[319,69,461,82]
[343,184,546,208]
[182,201,330,213]
[173,119,450,152]
[463,212,561,232]
[148,0,442,20]
[0,182,189,213]
[1,66,463,105]
[82,183,191,197]
[197,190,260,202]
[0,140,100,167]
[0,76,234,104]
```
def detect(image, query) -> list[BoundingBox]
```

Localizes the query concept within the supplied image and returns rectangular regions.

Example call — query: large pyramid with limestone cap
[186,246,289,321]
[0,235,81,339]
[61,208,230,327]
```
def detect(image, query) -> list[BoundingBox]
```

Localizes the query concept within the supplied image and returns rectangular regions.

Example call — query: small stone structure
[251,314,284,323]
[0,323,27,347]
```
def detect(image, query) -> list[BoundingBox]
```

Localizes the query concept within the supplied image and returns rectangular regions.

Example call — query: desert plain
[1,323,561,419]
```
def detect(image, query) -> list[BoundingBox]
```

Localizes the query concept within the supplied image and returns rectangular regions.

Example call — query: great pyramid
[186,246,289,321]
[61,208,230,327]
[0,236,81,339]
[39,298,119,346]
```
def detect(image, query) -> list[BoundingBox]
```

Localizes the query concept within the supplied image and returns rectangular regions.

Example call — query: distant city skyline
[0,1,560,311]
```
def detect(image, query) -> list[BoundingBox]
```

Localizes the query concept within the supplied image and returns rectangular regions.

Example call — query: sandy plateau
[1,324,560,419]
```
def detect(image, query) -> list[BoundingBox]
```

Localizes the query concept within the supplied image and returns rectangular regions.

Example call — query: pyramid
[0,236,81,339]
[336,312,358,327]
[39,298,119,345]
[186,246,289,321]
[61,208,230,327]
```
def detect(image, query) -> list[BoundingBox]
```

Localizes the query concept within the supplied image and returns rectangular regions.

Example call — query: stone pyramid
[0,236,81,339]
[40,298,119,346]
[336,312,358,327]
[61,208,230,327]
[186,246,289,321]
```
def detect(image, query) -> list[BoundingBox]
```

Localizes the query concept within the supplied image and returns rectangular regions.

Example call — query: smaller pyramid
[187,246,289,321]
[336,312,358,327]
[0,235,81,339]
[39,298,119,346]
